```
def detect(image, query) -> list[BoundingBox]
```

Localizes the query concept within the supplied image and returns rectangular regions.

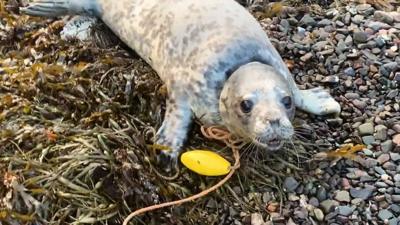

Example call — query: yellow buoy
[180,150,231,176]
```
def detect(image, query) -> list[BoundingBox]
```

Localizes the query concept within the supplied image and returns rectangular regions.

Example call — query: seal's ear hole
[281,96,292,109]
[240,99,253,113]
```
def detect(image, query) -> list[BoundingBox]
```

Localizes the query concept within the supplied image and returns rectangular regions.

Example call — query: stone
[314,208,324,222]
[377,153,390,164]
[251,213,266,225]
[350,188,373,200]
[320,200,339,213]
[300,52,313,62]
[390,152,400,162]
[378,209,394,221]
[374,11,394,24]
[335,191,350,202]
[382,140,394,152]
[393,134,400,146]
[352,15,364,24]
[353,32,368,43]
[358,123,374,135]
[337,206,353,216]
[392,195,400,203]
[300,14,317,27]
[383,62,399,72]
[284,177,299,192]
[362,136,375,145]
[375,124,388,140]
[344,67,356,77]
[318,19,332,26]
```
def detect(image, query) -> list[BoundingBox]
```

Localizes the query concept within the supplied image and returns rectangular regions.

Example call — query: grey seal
[21,0,341,170]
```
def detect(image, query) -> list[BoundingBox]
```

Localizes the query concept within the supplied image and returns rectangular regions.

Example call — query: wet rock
[284,177,299,192]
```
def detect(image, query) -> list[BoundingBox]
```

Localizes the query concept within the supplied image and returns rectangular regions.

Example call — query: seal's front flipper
[20,0,101,17]
[155,99,193,172]
[296,87,341,116]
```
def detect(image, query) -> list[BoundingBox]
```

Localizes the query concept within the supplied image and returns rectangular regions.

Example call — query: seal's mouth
[253,137,284,151]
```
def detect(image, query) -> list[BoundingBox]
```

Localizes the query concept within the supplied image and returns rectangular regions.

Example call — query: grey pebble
[374,11,394,24]
[337,206,353,216]
[378,209,394,220]
[300,14,316,26]
[362,135,375,145]
[350,188,373,200]
[353,32,369,43]
[284,177,299,192]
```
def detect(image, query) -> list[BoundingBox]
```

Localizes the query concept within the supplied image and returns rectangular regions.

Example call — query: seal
[21,0,341,170]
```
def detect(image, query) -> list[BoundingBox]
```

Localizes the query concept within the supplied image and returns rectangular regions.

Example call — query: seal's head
[219,62,295,150]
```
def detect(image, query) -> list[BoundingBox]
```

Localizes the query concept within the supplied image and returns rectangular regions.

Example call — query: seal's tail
[20,0,100,17]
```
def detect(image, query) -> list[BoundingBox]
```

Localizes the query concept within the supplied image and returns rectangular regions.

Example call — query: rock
[318,19,332,26]
[335,190,350,202]
[383,62,399,72]
[358,123,374,135]
[382,140,394,153]
[322,75,339,84]
[317,187,327,201]
[374,11,394,24]
[377,153,390,164]
[353,99,367,109]
[366,21,391,31]
[345,93,359,99]
[300,14,316,27]
[345,35,353,45]
[394,174,400,182]
[352,15,364,24]
[356,4,373,15]
[350,188,374,200]
[375,124,388,140]
[344,67,356,77]
[337,206,353,216]
[300,52,313,62]
[284,177,299,192]
[392,195,400,203]
[320,200,339,213]
[393,134,400,146]
[390,152,400,161]
[378,209,394,221]
[251,213,266,225]
[353,32,369,43]
[362,136,375,145]
[314,208,324,222]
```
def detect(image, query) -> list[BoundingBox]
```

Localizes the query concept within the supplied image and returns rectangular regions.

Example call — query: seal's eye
[240,100,253,113]
[281,96,292,109]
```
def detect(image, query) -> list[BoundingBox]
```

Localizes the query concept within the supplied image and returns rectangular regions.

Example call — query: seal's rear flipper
[20,0,101,17]
[296,87,341,116]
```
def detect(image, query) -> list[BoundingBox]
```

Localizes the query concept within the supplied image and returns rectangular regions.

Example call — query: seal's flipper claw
[156,150,178,173]
[296,87,341,116]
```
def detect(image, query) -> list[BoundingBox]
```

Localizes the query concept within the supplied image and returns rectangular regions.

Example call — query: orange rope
[122,126,242,225]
